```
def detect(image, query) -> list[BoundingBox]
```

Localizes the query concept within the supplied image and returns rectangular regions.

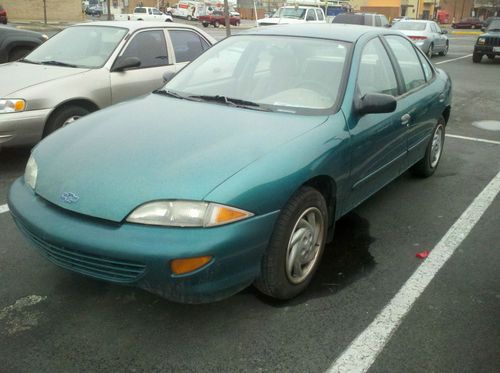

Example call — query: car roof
[399,19,432,23]
[243,23,395,42]
[73,20,203,33]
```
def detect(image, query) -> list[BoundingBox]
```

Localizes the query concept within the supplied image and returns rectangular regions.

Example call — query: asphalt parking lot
[0,33,499,373]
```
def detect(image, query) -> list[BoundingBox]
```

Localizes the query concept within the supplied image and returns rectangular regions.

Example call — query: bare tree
[107,0,111,20]
[224,0,231,37]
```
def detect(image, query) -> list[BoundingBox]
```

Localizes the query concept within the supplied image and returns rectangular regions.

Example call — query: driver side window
[357,38,398,97]
[120,30,169,69]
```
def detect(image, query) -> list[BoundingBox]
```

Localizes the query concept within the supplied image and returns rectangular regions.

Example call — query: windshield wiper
[40,60,78,68]
[188,95,272,111]
[153,89,202,101]
[18,59,41,65]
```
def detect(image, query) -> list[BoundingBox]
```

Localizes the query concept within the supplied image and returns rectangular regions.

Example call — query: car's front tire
[439,42,449,56]
[410,117,445,178]
[473,53,482,63]
[255,187,328,300]
[427,43,434,58]
[43,105,90,137]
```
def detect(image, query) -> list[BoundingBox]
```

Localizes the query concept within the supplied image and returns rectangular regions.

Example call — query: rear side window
[357,38,398,97]
[375,16,382,27]
[364,14,373,26]
[121,30,169,69]
[306,9,316,21]
[415,49,434,82]
[332,14,364,25]
[169,30,210,63]
[385,35,426,92]
[316,9,324,21]
[135,7,146,13]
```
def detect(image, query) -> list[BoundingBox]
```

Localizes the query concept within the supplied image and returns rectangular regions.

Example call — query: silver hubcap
[62,116,80,127]
[285,207,324,284]
[430,125,443,168]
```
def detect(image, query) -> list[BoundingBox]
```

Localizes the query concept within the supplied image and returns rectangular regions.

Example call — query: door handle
[401,113,411,126]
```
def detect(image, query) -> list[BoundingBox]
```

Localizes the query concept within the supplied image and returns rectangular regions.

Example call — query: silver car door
[110,29,176,104]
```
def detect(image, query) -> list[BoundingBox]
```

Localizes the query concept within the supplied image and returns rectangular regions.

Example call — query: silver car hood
[0,62,90,97]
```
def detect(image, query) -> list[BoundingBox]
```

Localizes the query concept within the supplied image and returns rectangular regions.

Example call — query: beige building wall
[2,0,84,22]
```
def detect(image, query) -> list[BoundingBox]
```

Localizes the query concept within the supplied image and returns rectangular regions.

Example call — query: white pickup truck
[257,6,326,26]
[115,7,173,22]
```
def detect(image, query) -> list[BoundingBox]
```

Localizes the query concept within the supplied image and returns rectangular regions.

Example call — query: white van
[174,1,206,21]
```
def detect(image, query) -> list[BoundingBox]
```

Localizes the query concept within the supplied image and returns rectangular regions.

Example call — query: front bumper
[474,45,500,55]
[8,178,280,303]
[0,109,51,147]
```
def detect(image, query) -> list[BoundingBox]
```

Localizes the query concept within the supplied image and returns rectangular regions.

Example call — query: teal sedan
[8,24,452,303]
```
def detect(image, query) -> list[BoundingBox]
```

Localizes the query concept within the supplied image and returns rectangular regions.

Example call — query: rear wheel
[187,15,192,21]
[235,20,240,26]
[472,53,482,63]
[487,54,495,60]
[8,47,32,62]
[410,117,445,178]
[43,105,90,137]
[254,187,328,300]
[214,20,220,28]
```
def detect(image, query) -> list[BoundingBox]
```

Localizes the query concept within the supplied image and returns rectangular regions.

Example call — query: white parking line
[435,54,473,64]
[327,170,500,373]
[446,134,500,145]
[0,204,9,214]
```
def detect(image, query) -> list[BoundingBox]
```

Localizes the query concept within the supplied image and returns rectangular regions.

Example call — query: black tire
[254,187,328,300]
[235,20,240,26]
[43,105,90,137]
[202,22,208,27]
[487,54,495,60]
[439,42,449,56]
[214,20,220,28]
[472,53,482,63]
[187,15,192,21]
[8,47,32,62]
[427,43,434,58]
[410,117,446,178]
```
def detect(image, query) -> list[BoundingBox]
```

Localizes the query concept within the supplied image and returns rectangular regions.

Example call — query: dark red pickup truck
[199,11,240,28]
[0,5,8,24]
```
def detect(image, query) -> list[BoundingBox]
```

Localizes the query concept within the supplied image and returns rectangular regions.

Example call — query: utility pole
[224,0,231,37]
[43,0,47,24]
[107,0,112,20]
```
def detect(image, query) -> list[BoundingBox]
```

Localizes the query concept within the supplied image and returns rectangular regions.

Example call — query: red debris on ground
[416,250,430,259]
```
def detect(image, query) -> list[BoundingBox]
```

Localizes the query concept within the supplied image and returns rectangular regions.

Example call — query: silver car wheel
[62,116,80,127]
[427,44,433,58]
[430,124,443,168]
[285,207,325,284]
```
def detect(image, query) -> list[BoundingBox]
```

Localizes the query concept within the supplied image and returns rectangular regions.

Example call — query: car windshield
[276,8,307,19]
[392,21,427,31]
[165,35,350,114]
[23,26,128,68]
[487,20,500,31]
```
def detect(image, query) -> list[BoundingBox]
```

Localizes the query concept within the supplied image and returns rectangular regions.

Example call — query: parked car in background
[8,24,452,304]
[482,16,500,31]
[451,17,484,29]
[473,19,500,63]
[332,12,389,27]
[0,21,214,148]
[85,5,102,16]
[199,11,240,28]
[257,6,326,26]
[391,16,412,25]
[392,20,449,58]
[0,4,7,24]
[115,7,173,22]
[0,25,47,63]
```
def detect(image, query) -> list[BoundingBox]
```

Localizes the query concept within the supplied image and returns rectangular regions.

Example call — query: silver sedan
[0,21,215,148]
[391,20,449,58]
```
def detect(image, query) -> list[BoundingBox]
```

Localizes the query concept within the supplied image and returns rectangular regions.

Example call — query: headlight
[24,155,38,190]
[0,99,26,114]
[127,201,254,227]
[477,37,486,45]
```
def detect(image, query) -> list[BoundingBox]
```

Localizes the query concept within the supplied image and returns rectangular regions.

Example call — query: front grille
[15,219,146,283]
[485,37,500,47]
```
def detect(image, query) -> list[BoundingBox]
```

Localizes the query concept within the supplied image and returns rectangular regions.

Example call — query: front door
[347,37,408,210]
[110,29,176,104]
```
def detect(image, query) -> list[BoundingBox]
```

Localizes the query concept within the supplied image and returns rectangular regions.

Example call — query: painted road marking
[327,170,500,373]
[446,134,500,145]
[435,54,473,64]
[0,204,9,214]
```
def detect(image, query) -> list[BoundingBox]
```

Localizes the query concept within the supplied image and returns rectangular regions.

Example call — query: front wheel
[427,43,434,58]
[472,53,482,63]
[202,22,208,27]
[254,187,328,300]
[439,43,449,56]
[187,15,192,21]
[410,117,445,178]
[43,105,90,137]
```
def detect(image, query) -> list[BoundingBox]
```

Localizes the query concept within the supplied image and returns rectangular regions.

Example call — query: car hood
[33,94,328,222]
[0,62,89,97]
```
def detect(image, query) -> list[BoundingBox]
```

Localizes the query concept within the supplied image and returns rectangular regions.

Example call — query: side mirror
[356,93,397,115]
[441,29,448,34]
[112,56,141,72]
[162,70,176,83]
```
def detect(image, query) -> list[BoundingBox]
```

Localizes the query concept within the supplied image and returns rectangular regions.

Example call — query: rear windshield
[392,21,427,31]
[332,14,364,25]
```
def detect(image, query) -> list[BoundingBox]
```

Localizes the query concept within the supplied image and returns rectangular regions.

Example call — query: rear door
[110,29,175,104]
[384,35,439,168]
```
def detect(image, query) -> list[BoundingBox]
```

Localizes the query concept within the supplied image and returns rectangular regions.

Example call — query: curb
[450,31,482,35]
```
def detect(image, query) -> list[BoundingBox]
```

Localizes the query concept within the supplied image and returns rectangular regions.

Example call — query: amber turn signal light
[171,256,212,275]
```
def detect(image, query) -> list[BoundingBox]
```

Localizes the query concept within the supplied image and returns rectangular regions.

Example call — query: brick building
[1,0,84,22]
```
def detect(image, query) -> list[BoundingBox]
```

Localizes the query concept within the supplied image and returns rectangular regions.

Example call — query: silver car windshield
[24,26,128,69]
[165,35,350,114]
[276,8,307,19]
[392,22,427,31]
